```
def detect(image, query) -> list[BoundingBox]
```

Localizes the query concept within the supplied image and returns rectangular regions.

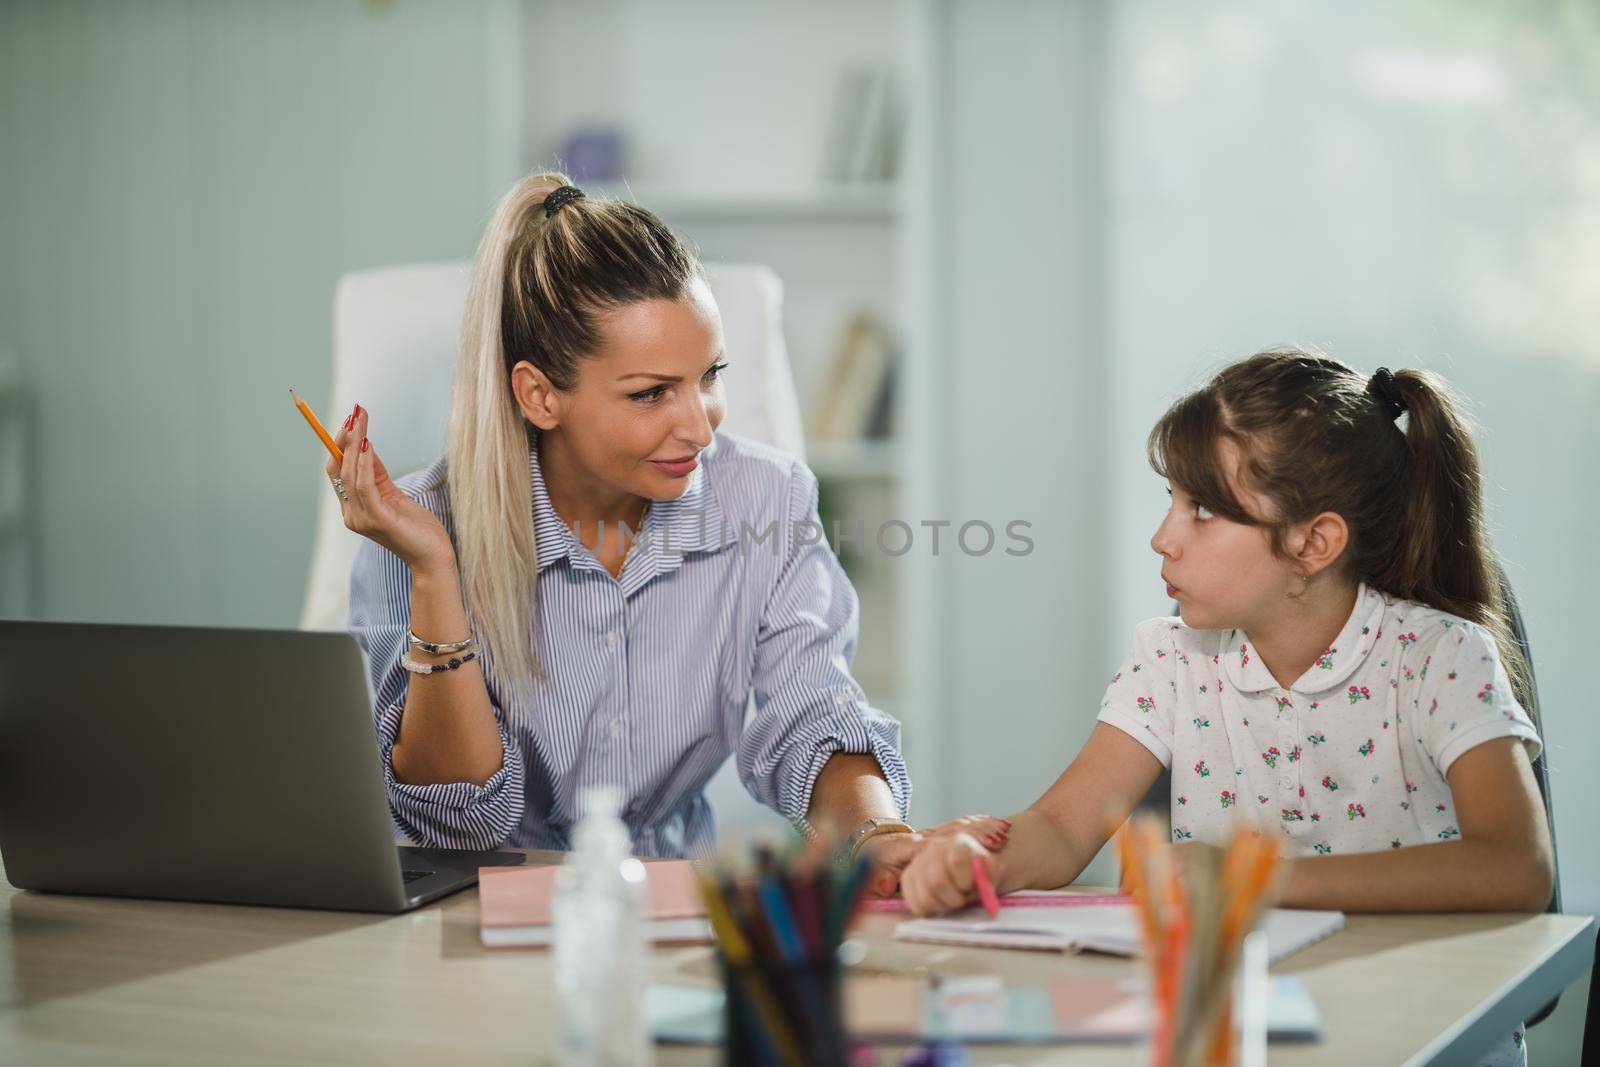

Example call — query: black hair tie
[1368,367,1406,421]
[543,185,585,218]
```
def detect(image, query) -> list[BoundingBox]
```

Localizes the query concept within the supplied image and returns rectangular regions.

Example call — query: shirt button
[604,631,619,649]
[609,720,622,737]
[1280,777,1294,790]
[833,690,852,706]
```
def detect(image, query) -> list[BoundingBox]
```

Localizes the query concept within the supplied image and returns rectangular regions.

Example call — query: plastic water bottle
[553,786,652,1067]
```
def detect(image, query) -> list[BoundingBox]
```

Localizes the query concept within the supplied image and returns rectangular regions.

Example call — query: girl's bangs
[1146,391,1258,526]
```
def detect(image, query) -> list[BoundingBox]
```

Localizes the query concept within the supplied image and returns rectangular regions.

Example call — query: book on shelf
[810,312,898,444]
[821,65,902,185]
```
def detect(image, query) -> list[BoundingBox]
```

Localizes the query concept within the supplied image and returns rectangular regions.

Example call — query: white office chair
[300,259,804,839]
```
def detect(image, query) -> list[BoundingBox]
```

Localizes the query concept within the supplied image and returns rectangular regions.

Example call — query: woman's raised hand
[326,405,456,574]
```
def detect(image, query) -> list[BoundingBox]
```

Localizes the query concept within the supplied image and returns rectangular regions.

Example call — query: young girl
[899,349,1554,1064]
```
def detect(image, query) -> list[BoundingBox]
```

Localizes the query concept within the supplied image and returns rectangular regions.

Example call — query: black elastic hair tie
[1368,367,1406,421]
[543,185,585,218]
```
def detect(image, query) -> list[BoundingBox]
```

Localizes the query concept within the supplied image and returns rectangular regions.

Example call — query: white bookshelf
[590,183,899,223]
[805,440,901,482]
[522,0,912,713]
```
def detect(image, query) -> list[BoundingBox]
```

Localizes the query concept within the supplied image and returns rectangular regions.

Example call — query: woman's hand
[327,405,455,574]
[900,831,1002,917]
[855,815,1010,899]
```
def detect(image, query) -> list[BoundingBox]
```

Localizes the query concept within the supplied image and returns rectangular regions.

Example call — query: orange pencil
[290,389,344,465]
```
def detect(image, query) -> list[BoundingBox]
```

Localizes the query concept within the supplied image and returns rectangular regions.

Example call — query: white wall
[0,0,519,628]
[907,2,1113,880]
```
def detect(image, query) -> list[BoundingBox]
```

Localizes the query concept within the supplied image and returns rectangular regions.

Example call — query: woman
[326,172,966,883]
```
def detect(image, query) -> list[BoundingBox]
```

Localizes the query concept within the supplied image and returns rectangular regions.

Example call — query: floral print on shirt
[1096,584,1540,859]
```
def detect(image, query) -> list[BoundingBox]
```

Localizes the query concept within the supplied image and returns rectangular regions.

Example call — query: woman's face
[527,276,728,502]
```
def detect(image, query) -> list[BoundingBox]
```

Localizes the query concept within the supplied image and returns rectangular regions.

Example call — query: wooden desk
[0,853,1591,1065]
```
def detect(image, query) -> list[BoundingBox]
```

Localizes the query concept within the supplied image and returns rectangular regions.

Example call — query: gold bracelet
[845,817,914,864]
[407,630,476,656]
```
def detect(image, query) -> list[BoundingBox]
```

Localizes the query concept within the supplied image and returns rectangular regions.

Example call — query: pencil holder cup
[717,948,846,1067]
[1145,928,1268,1067]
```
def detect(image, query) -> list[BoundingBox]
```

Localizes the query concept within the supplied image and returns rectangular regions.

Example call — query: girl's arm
[1276,737,1554,912]
[901,724,1164,915]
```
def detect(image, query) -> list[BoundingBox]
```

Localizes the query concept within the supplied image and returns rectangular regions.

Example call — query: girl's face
[1150,439,1299,632]
[533,276,728,501]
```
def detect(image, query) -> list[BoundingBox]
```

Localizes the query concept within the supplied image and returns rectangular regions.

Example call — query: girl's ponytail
[1383,370,1530,706]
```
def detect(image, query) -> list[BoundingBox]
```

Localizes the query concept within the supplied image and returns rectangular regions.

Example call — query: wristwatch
[843,817,914,864]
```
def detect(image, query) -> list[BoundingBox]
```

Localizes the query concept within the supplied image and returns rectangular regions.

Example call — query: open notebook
[896,901,1344,963]
[478,860,713,948]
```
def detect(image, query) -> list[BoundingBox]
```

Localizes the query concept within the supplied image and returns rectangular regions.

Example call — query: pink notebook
[478,860,714,948]
[863,890,1131,913]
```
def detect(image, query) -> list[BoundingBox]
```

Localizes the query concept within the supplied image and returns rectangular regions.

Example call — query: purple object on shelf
[559,127,625,182]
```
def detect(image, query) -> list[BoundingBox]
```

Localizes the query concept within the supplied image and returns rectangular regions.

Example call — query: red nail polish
[342,413,354,431]
[360,437,369,453]
[355,404,364,420]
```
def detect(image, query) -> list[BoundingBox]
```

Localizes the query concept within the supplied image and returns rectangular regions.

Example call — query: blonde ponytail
[445,171,700,703]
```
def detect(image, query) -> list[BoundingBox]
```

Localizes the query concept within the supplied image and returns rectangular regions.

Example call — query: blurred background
[1,0,1596,1056]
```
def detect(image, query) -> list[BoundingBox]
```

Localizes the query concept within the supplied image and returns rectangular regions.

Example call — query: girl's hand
[900,832,1001,917]
[326,405,455,574]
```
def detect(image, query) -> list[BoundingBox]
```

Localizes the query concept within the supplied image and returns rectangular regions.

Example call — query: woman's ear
[509,361,562,430]
[1292,511,1350,578]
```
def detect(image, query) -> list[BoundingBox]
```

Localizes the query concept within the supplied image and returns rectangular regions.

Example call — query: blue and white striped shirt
[347,429,910,857]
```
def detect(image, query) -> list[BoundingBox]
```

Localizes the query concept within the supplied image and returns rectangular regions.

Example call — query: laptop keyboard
[400,869,434,884]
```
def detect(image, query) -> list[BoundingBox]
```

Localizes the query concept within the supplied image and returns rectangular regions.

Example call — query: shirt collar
[1222,582,1388,695]
[527,429,737,579]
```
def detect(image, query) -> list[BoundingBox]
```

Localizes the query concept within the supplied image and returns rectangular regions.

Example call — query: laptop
[0,620,524,912]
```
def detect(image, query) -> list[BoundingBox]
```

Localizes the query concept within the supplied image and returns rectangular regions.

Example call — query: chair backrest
[300,259,804,843]
[1498,570,1564,1028]
[299,260,805,631]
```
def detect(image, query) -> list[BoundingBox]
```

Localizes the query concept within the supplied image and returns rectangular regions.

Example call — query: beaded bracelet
[400,651,478,676]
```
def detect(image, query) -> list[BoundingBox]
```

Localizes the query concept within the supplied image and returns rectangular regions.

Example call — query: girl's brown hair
[1147,348,1529,705]
[446,171,702,699]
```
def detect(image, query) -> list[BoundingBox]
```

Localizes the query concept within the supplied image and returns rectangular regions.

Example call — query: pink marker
[971,855,1001,918]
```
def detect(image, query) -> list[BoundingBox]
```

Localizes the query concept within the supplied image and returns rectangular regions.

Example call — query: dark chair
[1500,572,1563,1028]
[1135,568,1566,1026]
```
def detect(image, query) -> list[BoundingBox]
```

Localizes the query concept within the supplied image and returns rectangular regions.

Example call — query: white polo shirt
[1098,583,1541,854]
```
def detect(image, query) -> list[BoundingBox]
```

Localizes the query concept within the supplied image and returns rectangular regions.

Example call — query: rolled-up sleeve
[736,462,912,823]
[347,533,525,849]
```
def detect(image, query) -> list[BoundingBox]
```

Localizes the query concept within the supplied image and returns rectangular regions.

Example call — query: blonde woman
[325,173,981,885]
